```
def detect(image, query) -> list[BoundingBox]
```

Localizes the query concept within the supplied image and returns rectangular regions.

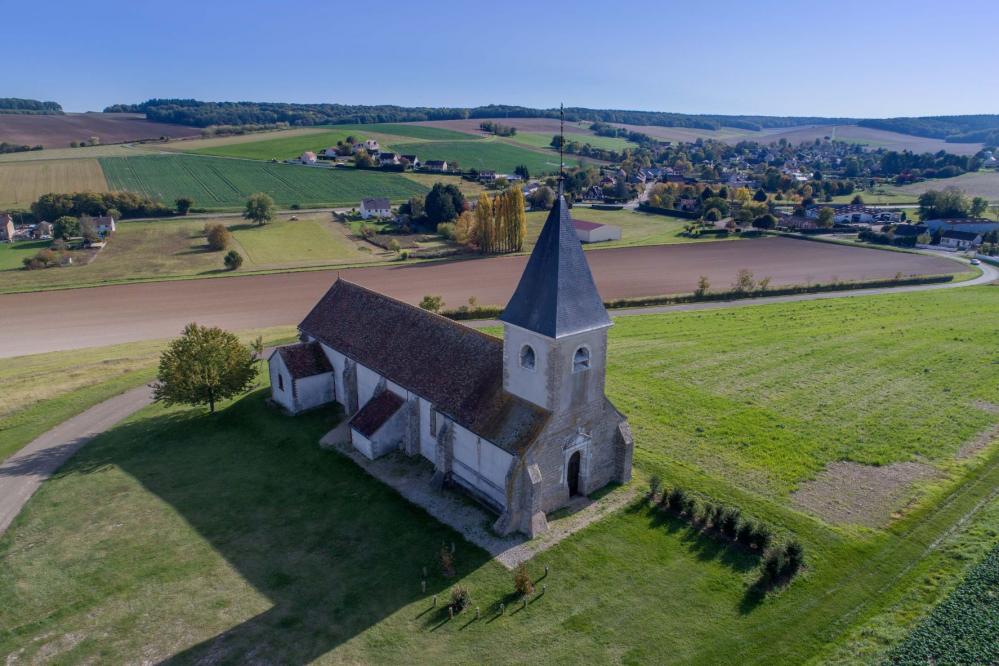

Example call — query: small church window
[277,374,284,391]
[520,345,536,370]
[573,347,591,372]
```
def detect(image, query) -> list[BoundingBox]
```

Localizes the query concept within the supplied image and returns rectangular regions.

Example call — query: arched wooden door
[567,451,581,496]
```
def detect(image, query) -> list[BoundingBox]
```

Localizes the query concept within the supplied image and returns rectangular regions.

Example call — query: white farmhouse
[359,197,391,219]
[268,185,633,537]
[299,151,318,165]
[574,219,621,243]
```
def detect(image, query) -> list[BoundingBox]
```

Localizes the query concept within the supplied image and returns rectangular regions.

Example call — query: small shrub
[449,585,470,613]
[419,294,444,313]
[720,507,741,539]
[387,238,401,253]
[761,548,786,585]
[667,487,687,512]
[513,563,534,597]
[399,250,409,260]
[783,540,805,577]
[223,250,243,270]
[439,546,455,578]
[752,523,773,551]
[648,475,662,500]
[437,222,456,240]
[701,502,720,527]
[683,496,699,520]
[737,520,756,546]
[205,223,231,251]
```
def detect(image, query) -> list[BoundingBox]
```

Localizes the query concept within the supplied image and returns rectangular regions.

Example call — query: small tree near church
[153,323,258,413]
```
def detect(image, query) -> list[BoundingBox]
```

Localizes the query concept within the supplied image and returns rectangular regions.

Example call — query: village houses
[359,197,392,219]
[268,186,633,537]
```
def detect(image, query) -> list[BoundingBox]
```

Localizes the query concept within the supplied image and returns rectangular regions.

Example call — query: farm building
[268,186,633,537]
[424,160,448,172]
[299,151,318,165]
[91,215,116,236]
[378,152,399,167]
[574,219,622,243]
[359,197,391,219]
[353,139,379,154]
[0,214,13,242]
[34,221,53,239]
[940,230,982,250]
[924,218,999,235]
[401,154,419,168]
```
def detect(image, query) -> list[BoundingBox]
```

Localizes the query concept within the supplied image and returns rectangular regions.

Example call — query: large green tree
[918,188,969,220]
[424,183,465,226]
[153,323,258,413]
[52,215,80,240]
[243,192,275,226]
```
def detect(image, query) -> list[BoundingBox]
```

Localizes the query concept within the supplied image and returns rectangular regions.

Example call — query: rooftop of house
[361,197,391,209]
[500,185,612,338]
[275,341,334,379]
[942,230,982,241]
[349,390,405,438]
[299,279,549,454]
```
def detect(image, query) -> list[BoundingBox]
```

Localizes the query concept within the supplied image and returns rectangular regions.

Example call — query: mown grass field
[0,240,49,271]
[1,288,998,662]
[889,169,999,202]
[0,326,296,463]
[0,212,384,292]
[0,158,108,208]
[98,154,427,210]
[386,138,581,175]
[526,207,729,250]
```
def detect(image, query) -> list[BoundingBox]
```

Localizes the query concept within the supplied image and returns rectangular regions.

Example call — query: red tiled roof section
[349,390,405,438]
[299,280,549,454]
[277,341,333,379]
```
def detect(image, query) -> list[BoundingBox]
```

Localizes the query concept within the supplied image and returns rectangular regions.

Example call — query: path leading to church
[0,237,962,358]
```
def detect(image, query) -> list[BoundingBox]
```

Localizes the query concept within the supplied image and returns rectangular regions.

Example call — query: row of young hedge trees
[648,476,805,591]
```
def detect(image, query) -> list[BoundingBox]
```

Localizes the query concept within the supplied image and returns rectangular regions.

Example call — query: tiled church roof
[276,341,333,379]
[299,280,548,454]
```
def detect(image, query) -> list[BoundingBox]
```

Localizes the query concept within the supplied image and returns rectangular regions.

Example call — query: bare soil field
[0,113,200,148]
[0,237,960,357]
[613,122,983,154]
[413,117,594,136]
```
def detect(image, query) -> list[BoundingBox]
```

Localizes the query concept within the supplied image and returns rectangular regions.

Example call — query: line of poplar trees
[472,188,528,254]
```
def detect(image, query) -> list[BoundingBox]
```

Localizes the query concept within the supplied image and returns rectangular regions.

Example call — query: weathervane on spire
[558,103,565,188]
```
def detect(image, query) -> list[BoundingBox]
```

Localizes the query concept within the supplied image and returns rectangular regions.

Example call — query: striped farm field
[0,158,108,208]
[98,154,428,210]
[386,138,581,175]
[328,123,479,141]
[187,129,360,161]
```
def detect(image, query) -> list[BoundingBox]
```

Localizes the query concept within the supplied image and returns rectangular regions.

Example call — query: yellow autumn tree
[474,192,494,254]
[455,210,476,246]
[505,187,527,252]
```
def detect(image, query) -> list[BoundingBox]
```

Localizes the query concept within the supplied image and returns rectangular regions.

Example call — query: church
[268,186,633,537]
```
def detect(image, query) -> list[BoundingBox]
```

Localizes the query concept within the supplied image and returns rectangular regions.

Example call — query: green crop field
[509,131,636,152]
[0,212,385,293]
[98,154,427,210]
[187,129,359,161]
[329,123,480,141]
[888,544,999,664]
[387,139,581,175]
[2,287,999,662]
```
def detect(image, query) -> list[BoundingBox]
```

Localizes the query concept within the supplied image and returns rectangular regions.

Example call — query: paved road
[0,385,154,536]
[0,237,961,358]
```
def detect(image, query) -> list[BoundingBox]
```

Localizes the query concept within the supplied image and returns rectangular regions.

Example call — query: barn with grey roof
[268,185,633,537]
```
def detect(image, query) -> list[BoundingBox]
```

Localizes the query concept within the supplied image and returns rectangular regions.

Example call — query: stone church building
[268,188,633,537]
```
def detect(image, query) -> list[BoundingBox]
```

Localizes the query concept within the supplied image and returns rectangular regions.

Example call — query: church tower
[499,182,613,414]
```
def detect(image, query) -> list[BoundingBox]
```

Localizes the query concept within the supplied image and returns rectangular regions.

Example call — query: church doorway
[567,451,581,496]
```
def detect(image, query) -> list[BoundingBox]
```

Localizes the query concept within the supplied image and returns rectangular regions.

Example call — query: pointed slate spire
[500,183,611,338]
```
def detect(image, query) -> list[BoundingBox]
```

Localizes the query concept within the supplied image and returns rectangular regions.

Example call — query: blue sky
[5,0,998,117]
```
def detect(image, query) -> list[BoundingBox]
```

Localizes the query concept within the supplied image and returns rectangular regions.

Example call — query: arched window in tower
[520,344,536,370]
[573,346,591,372]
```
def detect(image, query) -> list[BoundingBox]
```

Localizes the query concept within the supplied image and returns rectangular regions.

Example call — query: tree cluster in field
[647,478,804,591]
[478,120,517,136]
[858,228,918,248]
[199,122,290,138]
[0,141,43,154]
[22,247,69,270]
[203,223,232,251]
[32,191,172,221]
[917,187,990,220]
[0,98,63,114]
[466,189,527,254]
[881,151,981,182]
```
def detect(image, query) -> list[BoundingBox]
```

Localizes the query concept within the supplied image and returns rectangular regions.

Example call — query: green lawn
[2,288,999,662]
[526,207,728,250]
[386,139,581,175]
[0,213,382,294]
[98,154,428,210]
[188,129,359,161]
[0,240,48,270]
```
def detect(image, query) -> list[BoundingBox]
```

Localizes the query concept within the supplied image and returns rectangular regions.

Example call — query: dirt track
[0,238,960,358]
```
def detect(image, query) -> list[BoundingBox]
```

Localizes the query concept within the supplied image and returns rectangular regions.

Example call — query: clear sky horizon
[5,0,998,118]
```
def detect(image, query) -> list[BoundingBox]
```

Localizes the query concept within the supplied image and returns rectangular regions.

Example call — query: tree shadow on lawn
[60,390,491,664]
[634,503,758,574]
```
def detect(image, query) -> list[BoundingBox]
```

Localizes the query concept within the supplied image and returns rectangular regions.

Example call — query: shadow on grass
[635,504,758,575]
[60,390,492,664]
